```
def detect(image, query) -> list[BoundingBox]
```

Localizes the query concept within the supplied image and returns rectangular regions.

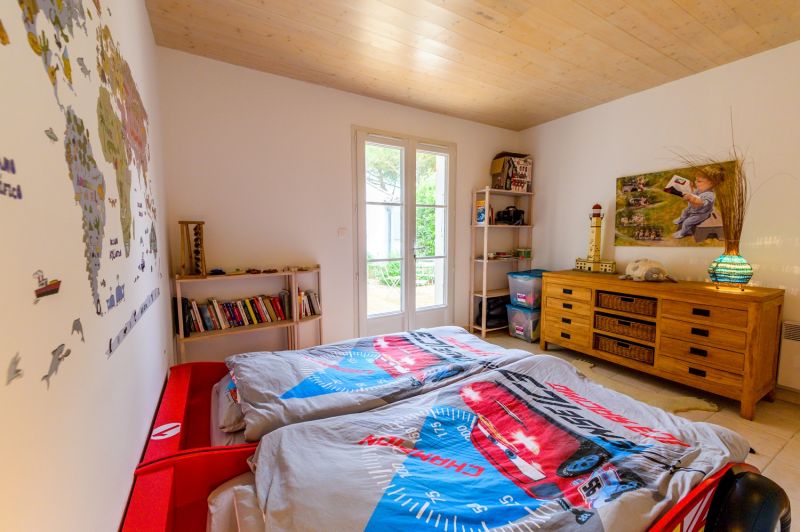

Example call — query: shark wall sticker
[42,344,71,389]
[71,318,84,342]
[7,352,23,385]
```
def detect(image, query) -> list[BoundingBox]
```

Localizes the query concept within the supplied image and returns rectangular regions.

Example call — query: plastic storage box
[506,304,541,342]
[507,269,546,309]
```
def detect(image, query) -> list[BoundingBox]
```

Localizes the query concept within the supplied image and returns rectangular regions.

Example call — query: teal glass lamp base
[708,253,753,290]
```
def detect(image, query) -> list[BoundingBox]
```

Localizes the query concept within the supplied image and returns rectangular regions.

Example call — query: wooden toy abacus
[178,221,207,278]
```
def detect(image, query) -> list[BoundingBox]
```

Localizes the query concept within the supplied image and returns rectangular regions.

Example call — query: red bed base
[140,362,256,467]
[123,451,755,531]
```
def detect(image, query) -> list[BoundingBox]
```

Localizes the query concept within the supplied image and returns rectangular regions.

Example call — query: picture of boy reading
[671,168,723,239]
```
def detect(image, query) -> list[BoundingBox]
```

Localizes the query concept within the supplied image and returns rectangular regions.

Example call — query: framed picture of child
[614,161,735,247]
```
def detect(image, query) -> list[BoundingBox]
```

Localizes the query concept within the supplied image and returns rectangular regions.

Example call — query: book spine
[212,299,229,328]
[263,297,277,321]
[272,296,285,320]
[243,298,258,324]
[221,303,235,328]
[251,297,266,323]
[236,301,250,325]
[190,300,205,332]
[255,296,271,322]
[207,299,221,330]
[232,302,244,326]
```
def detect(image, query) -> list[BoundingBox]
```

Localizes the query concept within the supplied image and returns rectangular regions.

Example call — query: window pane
[367,261,402,315]
[416,151,447,205]
[366,143,403,203]
[367,204,402,259]
[415,206,446,258]
[416,258,446,309]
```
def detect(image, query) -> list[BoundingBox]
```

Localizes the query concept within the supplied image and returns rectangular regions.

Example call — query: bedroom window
[355,128,455,336]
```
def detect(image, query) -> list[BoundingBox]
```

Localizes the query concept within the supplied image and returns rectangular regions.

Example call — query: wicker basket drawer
[655,355,742,394]
[594,334,654,365]
[594,313,656,342]
[544,283,591,302]
[596,291,657,317]
[545,296,590,316]
[659,336,744,373]
[662,318,747,351]
[661,299,748,329]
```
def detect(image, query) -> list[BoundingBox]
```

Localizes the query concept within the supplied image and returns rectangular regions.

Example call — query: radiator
[778,321,800,391]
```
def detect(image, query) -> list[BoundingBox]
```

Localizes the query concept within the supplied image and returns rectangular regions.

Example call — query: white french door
[355,128,455,336]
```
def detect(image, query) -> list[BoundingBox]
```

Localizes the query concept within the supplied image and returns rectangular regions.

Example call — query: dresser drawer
[544,283,591,302]
[656,355,742,394]
[661,318,747,351]
[545,296,591,316]
[546,313,590,329]
[543,322,590,348]
[659,336,744,373]
[545,316,590,338]
[662,300,748,329]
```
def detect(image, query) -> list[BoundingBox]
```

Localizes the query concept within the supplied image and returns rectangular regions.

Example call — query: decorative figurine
[619,259,676,282]
[575,204,616,273]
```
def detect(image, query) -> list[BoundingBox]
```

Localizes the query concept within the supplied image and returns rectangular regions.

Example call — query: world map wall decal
[7,0,162,384]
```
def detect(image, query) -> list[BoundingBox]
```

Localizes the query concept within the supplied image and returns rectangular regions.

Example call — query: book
[243,298,259,324]
[271,295,285,320]
[198,304,215,331]
[279,290,291,320]
[236,300,250,325]
[255,296,271,322]
[211,298,229,328]
[664,174,693,197]
[307,290,321,315]
[190,299,205,332]
[263,296,278,321]
[222,302,236,327]
[251,297,267,323]
[231,302,244,327]
[206,302,221,330]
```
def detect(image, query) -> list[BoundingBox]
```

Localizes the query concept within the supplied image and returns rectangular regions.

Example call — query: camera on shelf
[494,206,525,225]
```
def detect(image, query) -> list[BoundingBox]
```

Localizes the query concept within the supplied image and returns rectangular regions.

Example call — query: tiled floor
[485,334,800,513]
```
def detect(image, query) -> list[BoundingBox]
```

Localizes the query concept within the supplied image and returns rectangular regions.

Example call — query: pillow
[215,373,245,433]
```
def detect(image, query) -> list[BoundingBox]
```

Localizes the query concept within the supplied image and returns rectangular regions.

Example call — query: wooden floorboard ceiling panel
[147,0,800,130]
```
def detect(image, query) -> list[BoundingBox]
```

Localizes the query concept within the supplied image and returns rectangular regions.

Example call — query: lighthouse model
[575,204,616,273]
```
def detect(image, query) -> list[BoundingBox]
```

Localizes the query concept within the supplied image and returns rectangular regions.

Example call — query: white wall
[158,48,520,342]
[0,2,171,530]
[520,41,800,388]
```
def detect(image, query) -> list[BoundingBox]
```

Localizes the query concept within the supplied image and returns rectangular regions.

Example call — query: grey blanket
[227,327,531,441]
[252,355,749,531]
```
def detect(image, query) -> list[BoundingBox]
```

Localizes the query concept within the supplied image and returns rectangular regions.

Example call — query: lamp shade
[708,253,753,286]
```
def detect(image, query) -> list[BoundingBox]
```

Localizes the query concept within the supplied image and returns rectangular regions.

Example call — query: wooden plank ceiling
[146,0,800,130]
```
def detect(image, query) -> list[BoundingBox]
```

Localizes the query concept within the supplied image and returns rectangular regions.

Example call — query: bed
[127,329,790,531]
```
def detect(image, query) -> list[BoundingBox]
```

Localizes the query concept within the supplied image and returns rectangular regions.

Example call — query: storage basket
[597,291,657,317]
[595,334,654,365]
[594,313,656,342]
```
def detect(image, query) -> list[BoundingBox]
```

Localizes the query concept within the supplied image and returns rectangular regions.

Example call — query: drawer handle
[689,347,708,357]
[688,367,707,378]
[692,308,711,317]
[561,317,572,325]
[563,288,573,295]
[620,296,635,303]
[561,332,571,339]
[616,341,630,349]
[691,327,710,337]
[563,303,573,310]
[617,319,631,327]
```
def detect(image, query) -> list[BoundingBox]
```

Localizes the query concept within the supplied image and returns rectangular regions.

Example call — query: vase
[708,240,753,288]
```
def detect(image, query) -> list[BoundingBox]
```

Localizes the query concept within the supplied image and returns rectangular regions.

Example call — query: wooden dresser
[540,270,784,419]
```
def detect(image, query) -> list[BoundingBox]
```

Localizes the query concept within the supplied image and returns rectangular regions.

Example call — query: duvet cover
[226,326,530,441]
[251,355,749,532]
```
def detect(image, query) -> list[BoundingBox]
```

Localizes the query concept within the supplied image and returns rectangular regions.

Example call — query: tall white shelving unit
[469,187,534,337]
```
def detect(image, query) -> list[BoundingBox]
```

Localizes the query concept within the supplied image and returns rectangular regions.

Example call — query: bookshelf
[469,187,534,337]
[174,267,323,362]
[294,267,323,349]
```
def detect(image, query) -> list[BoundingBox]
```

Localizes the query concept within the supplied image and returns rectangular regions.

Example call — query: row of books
[298,290,322,318]
[179,291,292,336]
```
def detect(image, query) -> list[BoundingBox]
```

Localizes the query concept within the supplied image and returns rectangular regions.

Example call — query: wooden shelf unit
[294,268,323,349]
[469,186,534,338]
[540,270,784,420]
[174,267,323,362]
